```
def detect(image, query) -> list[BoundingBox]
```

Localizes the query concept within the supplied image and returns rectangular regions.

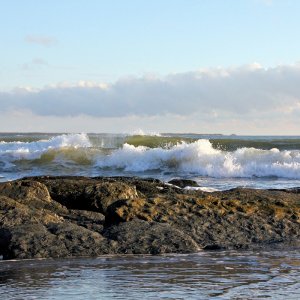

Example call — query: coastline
[0,176,299,260]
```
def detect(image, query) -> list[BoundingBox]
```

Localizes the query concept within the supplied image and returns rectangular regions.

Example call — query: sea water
[1,249,300,299]
[1,132,300,190]
[1,132,300,299]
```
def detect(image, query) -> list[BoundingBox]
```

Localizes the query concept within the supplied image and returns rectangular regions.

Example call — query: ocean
[1,132,300,299]
[1,249,300,300]
[1,132,300,190]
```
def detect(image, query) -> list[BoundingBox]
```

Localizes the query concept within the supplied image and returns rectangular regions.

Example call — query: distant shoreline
[1,131,300,136]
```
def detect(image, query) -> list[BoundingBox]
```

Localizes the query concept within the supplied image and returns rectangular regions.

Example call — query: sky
[1,0,300,134]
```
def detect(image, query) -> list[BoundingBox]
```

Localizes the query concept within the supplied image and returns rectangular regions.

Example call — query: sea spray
[0,133,91,161]
[95,140,300,179]
[1,133,300,183]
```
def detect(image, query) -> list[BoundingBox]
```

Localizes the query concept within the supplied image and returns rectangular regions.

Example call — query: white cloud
[1,63,300,133]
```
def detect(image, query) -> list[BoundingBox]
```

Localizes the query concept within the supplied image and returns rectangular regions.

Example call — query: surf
[96,139,300,179]
[1,133,300,182]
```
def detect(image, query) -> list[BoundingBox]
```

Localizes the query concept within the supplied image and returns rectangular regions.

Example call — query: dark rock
[63,210,105,233]
[84,181,138,213]
[0,180,67,214]
[0,176,299,260]
[31,177,138,214]
[168,179,200,188]
[203,244,225,250]
[3,222,111,260]
[103,219,200,254]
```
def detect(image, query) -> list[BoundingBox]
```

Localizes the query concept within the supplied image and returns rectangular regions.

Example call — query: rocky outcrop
[0,176,299,260]
[168,179,200,188]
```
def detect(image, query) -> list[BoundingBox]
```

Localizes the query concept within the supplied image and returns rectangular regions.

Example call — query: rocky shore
[0,176,299,260]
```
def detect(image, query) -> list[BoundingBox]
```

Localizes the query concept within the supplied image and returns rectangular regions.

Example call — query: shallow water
[1,249,300,299]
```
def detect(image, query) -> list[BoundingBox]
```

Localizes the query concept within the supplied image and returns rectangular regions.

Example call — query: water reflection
[1,249,300,299]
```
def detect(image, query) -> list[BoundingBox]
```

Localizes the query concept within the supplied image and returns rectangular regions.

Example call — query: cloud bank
[1,63,300,133]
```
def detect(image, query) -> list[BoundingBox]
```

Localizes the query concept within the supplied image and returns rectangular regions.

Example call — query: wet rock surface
[168,179,200,188]
[0,176,299,260]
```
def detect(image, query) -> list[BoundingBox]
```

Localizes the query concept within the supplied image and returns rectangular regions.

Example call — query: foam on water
[96,139,300,179]
[0,133,91,161]
[131,129,161,136]
[1,134,300,182]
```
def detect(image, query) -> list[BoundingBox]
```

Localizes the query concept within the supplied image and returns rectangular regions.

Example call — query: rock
[168,179,200,188]
[84,181,138,213]
[31,177,138,214]
[0,180,67,214]
[0,176,299,260]
[4,222,111,260]
[104,187,300,249]
[0,180,51,202]
[103,219,200,254]
[63,209,105,233]
[0,195,63,227]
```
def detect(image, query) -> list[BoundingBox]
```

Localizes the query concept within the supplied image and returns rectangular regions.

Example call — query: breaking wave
[1,134,300,180]
[125,135,300,150]
[0,133,91,162]
[96,139,300,179]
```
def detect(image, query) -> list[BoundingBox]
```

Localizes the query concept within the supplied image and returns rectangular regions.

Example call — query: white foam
[2,136,300,180]
[0,133,91,161]
[184,186,218,192]
[95,139,300,179]
[130,129,161,136]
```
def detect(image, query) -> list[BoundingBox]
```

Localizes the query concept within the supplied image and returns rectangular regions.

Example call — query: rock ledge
[0,176,299,260]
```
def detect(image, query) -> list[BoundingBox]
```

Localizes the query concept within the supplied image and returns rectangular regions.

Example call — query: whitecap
[95,139,300,179]
[0,133,91,161]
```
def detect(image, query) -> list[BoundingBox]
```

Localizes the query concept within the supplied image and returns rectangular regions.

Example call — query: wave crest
[1,136,300,179]
[96,139,300,179]
[0,133,91,161]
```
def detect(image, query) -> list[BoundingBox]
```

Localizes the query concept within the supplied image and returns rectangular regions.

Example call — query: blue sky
[1,0,300,133]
